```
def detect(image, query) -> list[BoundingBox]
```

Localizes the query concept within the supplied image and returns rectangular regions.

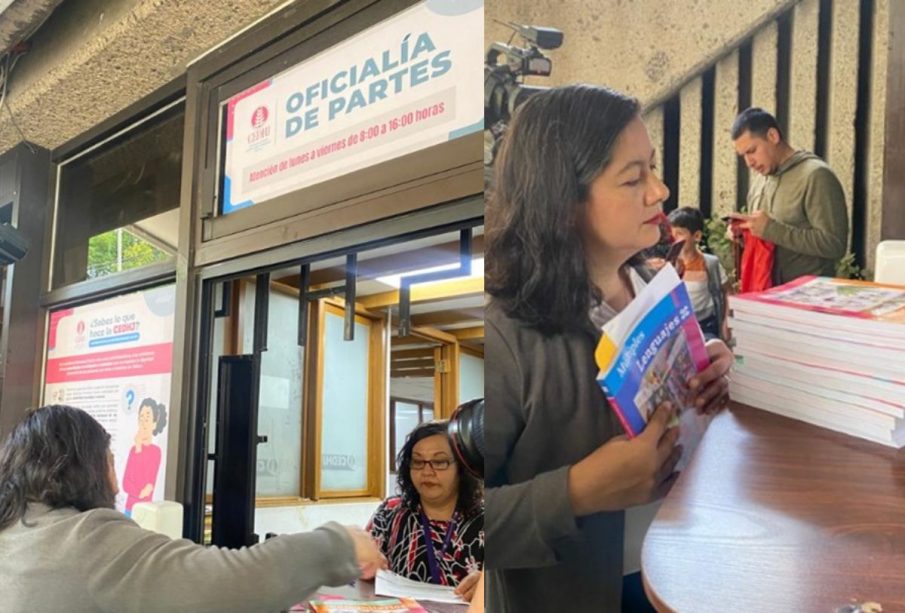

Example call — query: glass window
[458,352,484,405]
[389,397,434,472]
[320,309,371,492]
[52,102,184,288]
[256,288,304,497]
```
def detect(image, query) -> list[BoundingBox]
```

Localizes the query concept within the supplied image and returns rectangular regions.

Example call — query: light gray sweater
[0,503,360,612]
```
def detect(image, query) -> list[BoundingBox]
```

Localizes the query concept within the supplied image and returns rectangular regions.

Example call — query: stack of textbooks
[728,276,905,447]
[595,264,713,469]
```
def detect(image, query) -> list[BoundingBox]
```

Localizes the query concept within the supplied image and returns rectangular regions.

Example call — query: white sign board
[221,0,483,214]
[43,286,176,515]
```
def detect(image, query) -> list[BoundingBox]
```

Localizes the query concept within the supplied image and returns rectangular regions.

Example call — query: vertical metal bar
[214,280,232,317]
[399,281,412,337]
[253,272,270,354]
[344,253,357,341]
[211,355,259,548]
[297,263,310,347]
[186,278,214,544]
[459,228,473,274]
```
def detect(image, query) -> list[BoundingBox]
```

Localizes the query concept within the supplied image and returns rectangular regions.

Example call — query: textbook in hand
[595,264,712,469]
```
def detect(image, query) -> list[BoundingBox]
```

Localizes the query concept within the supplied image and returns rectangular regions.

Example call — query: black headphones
[448,398,484,479]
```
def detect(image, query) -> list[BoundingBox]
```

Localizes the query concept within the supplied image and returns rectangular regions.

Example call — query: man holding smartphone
[727,107,848,285]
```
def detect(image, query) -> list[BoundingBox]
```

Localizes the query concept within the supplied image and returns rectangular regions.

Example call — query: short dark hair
[395,421,482,518]
[731,107,783,141]
[667,206,705,235]
[0,405,115,530]
[486,84,643,334]
[139,398,167,436]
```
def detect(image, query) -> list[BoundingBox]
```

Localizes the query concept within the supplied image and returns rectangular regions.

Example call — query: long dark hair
[486,84,642,334]
[0,405,116,530]
[396,421,482,518]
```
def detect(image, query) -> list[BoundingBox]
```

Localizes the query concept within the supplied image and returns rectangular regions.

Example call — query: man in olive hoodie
[729,107,848,284]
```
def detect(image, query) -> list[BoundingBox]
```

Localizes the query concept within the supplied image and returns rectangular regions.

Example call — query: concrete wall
[486,0,797,106]
[487,0,892,273]
[0,0,287,155]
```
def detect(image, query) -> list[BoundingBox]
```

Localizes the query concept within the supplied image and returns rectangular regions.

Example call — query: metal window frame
[43,80,187,300]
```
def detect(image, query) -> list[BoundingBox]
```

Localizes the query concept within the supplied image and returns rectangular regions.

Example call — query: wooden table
[293,580,467,612]
[642,403,905,613]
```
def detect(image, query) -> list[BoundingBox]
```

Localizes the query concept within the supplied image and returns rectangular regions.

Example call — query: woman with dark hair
[122,397,168,515]
[484,84,732,612]
[0,405,386,613]
[367,420,484,601]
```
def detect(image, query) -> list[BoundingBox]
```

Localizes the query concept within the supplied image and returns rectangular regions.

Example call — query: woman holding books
[0,404,386,613]
[484,84,733,613]
[367,420,484,602]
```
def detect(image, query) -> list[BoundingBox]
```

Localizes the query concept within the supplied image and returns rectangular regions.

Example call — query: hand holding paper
[343,526,387,580]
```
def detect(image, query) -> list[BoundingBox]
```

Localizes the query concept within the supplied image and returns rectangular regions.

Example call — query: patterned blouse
[366,496,484,586]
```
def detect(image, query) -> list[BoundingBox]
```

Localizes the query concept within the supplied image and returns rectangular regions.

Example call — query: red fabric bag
[739,228,775,292]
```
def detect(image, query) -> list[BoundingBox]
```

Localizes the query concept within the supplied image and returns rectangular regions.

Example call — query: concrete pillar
[881,0,905,245]
[712,50,739,217]
[866,0,889,272]
[826,0,860,249]
[789,0,819,150]
[751,21,778,111]
[643,105,664,179]
[679,76,702,208]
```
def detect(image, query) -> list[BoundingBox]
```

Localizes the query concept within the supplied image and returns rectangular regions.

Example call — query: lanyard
[419,512,457,585]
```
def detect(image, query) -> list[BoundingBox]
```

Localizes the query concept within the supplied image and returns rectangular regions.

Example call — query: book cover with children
[595,264,712,468]
[730,276,905,346]
[733,275,905,321]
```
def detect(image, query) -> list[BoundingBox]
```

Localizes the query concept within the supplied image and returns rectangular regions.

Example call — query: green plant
[835,252,872,281]
[87,228,170,279]
[703,215,736,282]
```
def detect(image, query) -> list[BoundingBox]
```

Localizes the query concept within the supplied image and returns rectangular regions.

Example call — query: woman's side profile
[484,84,732,612]
[0,404,386,613]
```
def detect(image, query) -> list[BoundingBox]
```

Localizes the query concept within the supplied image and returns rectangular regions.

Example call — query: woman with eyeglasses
[366,420,484,601]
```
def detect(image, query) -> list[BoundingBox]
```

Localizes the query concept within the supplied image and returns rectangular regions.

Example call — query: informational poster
[220,0,483,214]
[43,285,176,515]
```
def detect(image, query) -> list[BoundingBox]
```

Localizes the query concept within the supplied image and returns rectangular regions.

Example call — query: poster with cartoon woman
[43,285,175,514]
[122,398,168,516]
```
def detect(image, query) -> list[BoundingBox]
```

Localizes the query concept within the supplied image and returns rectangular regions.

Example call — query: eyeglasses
[410,459,455,471]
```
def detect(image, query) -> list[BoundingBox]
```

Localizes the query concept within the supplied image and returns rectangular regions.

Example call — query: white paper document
[374,570,467,605]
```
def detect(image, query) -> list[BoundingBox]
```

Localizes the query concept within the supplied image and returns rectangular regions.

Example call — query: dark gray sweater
[485,300,626,612]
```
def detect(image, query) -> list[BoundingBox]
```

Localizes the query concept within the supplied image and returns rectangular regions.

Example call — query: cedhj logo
[74,320,87,348]
[247,105,272,147]
[251,106,269,128]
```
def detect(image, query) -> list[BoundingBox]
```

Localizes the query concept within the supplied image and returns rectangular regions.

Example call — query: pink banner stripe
[45,343,173,384]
